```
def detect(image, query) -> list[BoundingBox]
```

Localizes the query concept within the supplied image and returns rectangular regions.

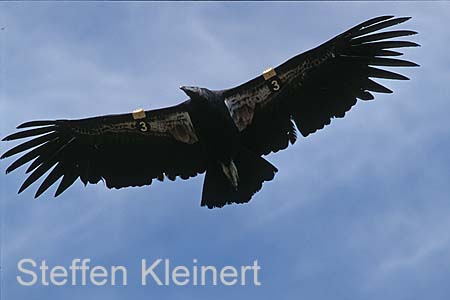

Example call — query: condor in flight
[2,16,419,208]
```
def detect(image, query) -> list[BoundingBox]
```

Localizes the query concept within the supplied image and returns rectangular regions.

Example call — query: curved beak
[180,86,196,98]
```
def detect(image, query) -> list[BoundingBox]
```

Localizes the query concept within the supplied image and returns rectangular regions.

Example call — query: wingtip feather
[18,183,27,194]
[17,120,56,129]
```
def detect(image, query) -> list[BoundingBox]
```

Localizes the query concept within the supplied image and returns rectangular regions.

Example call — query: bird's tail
[201,148,277,208]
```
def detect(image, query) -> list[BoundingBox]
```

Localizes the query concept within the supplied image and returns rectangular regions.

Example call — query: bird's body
[185,88,239,165]
[181,87,278,206]
[2,16,419,208]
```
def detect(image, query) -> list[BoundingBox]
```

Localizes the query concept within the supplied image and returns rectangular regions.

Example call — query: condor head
[180,86,213,101]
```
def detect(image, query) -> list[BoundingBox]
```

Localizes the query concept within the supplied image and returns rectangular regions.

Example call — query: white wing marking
[72,111,199,144]
[148,112,199,144]
[224,50,335,131]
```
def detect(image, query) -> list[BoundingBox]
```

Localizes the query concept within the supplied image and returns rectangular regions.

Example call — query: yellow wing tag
[262,68,277,80]
[262,68,282,92]
[132,108,146,120]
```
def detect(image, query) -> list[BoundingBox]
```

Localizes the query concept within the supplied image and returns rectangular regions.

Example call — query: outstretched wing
[223,16,419,155]
[1,101,207,198]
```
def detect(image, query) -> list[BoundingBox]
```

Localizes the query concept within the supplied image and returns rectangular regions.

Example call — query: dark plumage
[1,16,419,208]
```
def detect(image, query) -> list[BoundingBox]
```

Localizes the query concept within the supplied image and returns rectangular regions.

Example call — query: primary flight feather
[2,16,419,208]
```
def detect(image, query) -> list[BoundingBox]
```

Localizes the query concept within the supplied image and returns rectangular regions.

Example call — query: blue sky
[1,2,449,300]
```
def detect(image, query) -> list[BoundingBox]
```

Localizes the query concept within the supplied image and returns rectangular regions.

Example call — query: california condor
[2,16,419,208]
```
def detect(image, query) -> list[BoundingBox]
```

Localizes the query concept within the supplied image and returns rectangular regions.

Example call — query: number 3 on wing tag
[138,121,148,132]
[269,78,281,92]
[262,68,282,92]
